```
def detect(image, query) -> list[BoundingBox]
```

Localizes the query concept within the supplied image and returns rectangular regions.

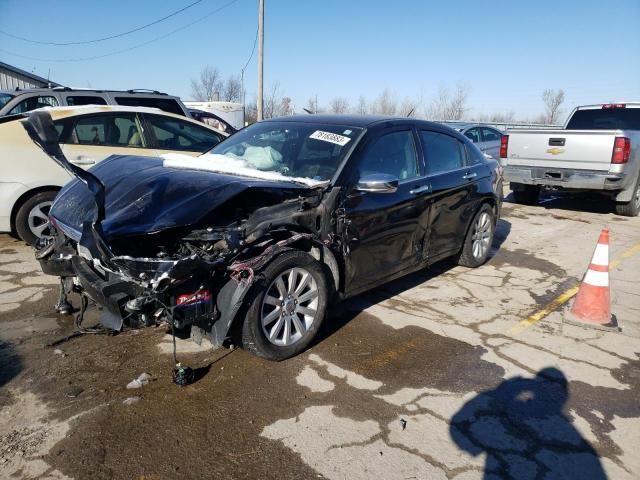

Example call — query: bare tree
[542,88,565,124]
[425,86,451,119]
[372,88,397,115]
[222,75,242,102]
[263,82,281,119]
[191,66,222,101]
[354,95,368,115]
[449,81,470,120]
[330,96,349,114]
[245,99,258,124]
[491,111,516,123]
[425,81,470,120]
[279,97,293,116]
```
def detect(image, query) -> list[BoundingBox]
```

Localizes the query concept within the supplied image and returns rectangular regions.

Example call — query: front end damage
[39,223,322,346]
[24,110,344,348]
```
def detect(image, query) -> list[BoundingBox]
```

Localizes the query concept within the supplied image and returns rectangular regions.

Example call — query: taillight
[602,104,626,109]
[612,137,631,164]
[500,135,509,158]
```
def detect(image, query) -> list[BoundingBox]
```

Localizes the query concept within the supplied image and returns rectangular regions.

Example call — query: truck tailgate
[506,130,618,171]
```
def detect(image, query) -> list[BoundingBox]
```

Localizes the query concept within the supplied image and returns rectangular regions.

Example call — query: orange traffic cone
[565,229,619,331]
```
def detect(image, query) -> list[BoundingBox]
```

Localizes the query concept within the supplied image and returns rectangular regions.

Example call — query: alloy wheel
[471,212,492,260]
[27,201,53,240]
[261,267,319,346]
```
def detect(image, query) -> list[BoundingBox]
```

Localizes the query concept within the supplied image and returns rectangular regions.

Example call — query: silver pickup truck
[500,103,640,216]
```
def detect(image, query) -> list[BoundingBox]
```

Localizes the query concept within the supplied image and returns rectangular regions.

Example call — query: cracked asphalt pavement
[1,192,639,480]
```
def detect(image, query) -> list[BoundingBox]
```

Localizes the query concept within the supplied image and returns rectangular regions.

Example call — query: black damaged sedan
[26,112,503,360]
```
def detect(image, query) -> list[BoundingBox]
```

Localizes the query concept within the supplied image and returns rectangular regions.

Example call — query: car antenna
[406,108,415,117]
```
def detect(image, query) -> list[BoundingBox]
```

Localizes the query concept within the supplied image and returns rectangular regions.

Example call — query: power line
[0,0,203,46]
[0,0,243,63]
[241,27,259,73]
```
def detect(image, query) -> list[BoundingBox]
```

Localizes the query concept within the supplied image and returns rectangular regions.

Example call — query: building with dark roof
[0,61,60,90]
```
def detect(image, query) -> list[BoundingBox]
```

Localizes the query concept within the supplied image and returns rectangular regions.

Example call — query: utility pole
[257,0,264,121]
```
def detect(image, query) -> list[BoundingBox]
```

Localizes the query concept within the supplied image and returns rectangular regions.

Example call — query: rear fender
[615,166,640,203]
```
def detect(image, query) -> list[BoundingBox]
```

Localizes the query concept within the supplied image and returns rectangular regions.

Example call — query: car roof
[576,102,640,110]
[263,114,446,129]
[0,87,173,96]
[30,105,228,135]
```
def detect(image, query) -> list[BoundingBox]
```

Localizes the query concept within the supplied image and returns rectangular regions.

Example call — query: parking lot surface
[1,193,639,480]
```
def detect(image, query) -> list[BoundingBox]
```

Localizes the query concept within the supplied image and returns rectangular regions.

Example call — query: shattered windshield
[207,121,363,182]
[0,93,14,109]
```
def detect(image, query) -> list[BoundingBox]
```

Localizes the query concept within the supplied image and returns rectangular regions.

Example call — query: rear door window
[115,96,184,115]
[464,128,480,143]
[66,96,108,106]
[8,95,59,114]
[65,113,144,147]
[480,128,502,142]
[421,131,466,174]
[144,114,224,152]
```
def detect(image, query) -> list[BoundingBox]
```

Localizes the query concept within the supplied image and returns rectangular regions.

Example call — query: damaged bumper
[37,224,222,337]
[37,216,316,347]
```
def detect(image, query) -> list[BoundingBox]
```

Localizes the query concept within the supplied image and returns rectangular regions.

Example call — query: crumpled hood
[51,155,308,238]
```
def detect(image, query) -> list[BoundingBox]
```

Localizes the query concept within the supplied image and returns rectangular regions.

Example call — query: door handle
[71,156,96,166]
[410,184,432,195]
[463,172,477,180]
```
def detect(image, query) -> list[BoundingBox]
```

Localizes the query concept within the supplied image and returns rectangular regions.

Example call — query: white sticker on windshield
[309,130,351,146]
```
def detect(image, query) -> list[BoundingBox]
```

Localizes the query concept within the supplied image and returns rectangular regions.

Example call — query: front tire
[615,175,640,217]
[457,204,496,268]
[241,250,328,361]
[15,190,58,245]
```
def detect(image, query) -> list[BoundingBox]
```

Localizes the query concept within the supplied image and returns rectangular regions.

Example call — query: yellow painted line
[508,240,640,336]
[610,243,640,270]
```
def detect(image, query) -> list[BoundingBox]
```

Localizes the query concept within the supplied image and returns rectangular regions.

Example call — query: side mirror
[356,173,399,194]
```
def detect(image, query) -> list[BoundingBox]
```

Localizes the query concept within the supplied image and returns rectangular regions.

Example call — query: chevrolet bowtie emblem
[546,147,565,155]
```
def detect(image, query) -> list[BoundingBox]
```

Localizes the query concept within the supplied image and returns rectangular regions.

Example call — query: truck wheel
[15,190,58,245]
[511,183,540,205]
[457,204,496,268]
[615,177,640,217]
[241,250,328,361]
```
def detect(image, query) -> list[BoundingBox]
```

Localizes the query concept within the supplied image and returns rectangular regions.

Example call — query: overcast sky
[1,0,638,121]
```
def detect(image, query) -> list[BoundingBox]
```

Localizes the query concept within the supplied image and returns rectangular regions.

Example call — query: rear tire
[241,250,328,361]
[457,204,496,268]
[615,176,640,217]
[15,190,58,245]
[511,183,540,205]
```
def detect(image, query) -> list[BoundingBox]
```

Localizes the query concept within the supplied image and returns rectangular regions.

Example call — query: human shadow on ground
[450,368,606,480]
[0,341,21,389]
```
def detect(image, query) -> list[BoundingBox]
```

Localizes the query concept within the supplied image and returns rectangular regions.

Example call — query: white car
[0,105,228,244]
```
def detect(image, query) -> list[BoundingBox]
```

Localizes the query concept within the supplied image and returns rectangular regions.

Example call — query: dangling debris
[172,363,195,386]
[126,372,152,389]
